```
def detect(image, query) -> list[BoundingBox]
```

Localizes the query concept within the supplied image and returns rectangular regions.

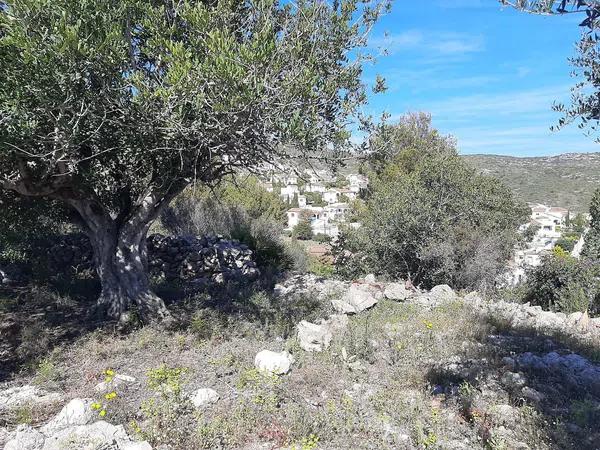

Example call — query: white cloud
[370,29,485,57]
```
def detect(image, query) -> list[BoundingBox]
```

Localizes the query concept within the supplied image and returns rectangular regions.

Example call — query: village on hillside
[506,203,588,285]
[260,169,369,239]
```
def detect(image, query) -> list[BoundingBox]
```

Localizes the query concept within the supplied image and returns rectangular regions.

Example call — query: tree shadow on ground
[0,272,317,382]
[0,277,104,382]
[425,316,600,450]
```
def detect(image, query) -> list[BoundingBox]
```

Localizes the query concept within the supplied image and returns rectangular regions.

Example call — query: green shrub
[313,233,331,243]
[308,257,334,277]
[524,252,600,314]
[292,213,313,241]
[161,179,292,271]
[336,114,527,290]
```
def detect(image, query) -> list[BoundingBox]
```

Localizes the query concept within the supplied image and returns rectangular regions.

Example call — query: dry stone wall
[46,233,260,283]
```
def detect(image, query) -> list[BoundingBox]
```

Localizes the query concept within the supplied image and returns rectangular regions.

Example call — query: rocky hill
[464,152,600,212]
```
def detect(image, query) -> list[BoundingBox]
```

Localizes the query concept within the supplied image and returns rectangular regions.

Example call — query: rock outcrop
[2,396,151,450]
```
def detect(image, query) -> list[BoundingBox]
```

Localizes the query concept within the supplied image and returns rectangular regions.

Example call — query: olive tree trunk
[64,186,185,324]
[90,224,169,323]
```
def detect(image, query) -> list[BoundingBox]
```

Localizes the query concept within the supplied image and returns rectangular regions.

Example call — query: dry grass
[2,285,600,449]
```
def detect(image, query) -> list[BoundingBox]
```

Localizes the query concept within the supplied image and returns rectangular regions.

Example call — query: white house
[298,195,307,208]
[286,206,325,229]
[324,203,350,221]
[337,188,357,201]
[323,189,339,204]
[305,182,326,193]
[286,208,303,229]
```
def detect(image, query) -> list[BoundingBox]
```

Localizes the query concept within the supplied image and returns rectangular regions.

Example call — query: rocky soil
[1,273,599,449]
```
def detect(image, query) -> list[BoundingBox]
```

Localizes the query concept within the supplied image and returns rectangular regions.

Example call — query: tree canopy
[336,114,529,290]
[0,0,386,321]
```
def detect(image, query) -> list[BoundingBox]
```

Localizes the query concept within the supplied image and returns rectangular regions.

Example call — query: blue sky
[362,0,599,156]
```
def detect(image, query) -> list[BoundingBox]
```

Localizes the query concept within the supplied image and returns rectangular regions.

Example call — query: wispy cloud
[418,85,571,119]
[383,85,596,155]
[370,30,485,57]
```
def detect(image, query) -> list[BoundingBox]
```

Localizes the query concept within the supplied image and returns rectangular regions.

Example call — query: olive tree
[0,0,385,322]
[501,0,600,139]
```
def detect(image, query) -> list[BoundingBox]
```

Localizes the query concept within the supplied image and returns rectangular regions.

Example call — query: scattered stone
[41,398,96,434]
[501,372,526,390]
[0,385,64,411]
[4,425,45,450]
[94,373,137,393]
[190,388,220,408]
[254,350,294,375]
[332,283,381,314]
[41,421,151,450]
[297,320,333,352]
[383,282,411,301]
[364,274,377,284]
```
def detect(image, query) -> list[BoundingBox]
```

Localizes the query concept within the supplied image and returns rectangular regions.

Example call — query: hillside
[1,275,599,450]
[464,153,600,212]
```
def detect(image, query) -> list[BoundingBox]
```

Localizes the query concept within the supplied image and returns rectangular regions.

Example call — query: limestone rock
[41,398,96,434]
[383,282,411,301]
[0,385,63,411]
[41,421,151,450]
[190,388,220,407]
[364,274,377,284]
[254,350,294,375]
[297,320,333,352]
[4,425,45,450]
[332,283,380,314]
[430,284,457,302]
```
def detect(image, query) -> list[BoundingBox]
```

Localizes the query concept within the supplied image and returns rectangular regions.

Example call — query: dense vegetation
[0,0,385,322]
[334,114,529,290]
[465,153,600,212]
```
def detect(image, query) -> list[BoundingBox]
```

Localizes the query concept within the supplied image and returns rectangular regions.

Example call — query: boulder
[0,385,63,411]
[41,398,96,434]
[430,284,457,302]
[297,320,333,352]
[190,388,220,408]
[4,425,45,450]
[254,350,294,375]
[383,282,411,301]
[41,421,152,450]
[332,283,380,314]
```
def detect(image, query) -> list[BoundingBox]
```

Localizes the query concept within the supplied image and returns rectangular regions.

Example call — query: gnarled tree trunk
[63,185,185,324]
[3,172,186,323]
[90,223,169,323]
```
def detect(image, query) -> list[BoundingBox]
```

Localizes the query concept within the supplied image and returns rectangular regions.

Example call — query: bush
[524,251,600,314]
[313,233,331,243]
[336,114,528,290]
[0,190,71,268]
[292,213,313,241]
[161,178,292,272]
